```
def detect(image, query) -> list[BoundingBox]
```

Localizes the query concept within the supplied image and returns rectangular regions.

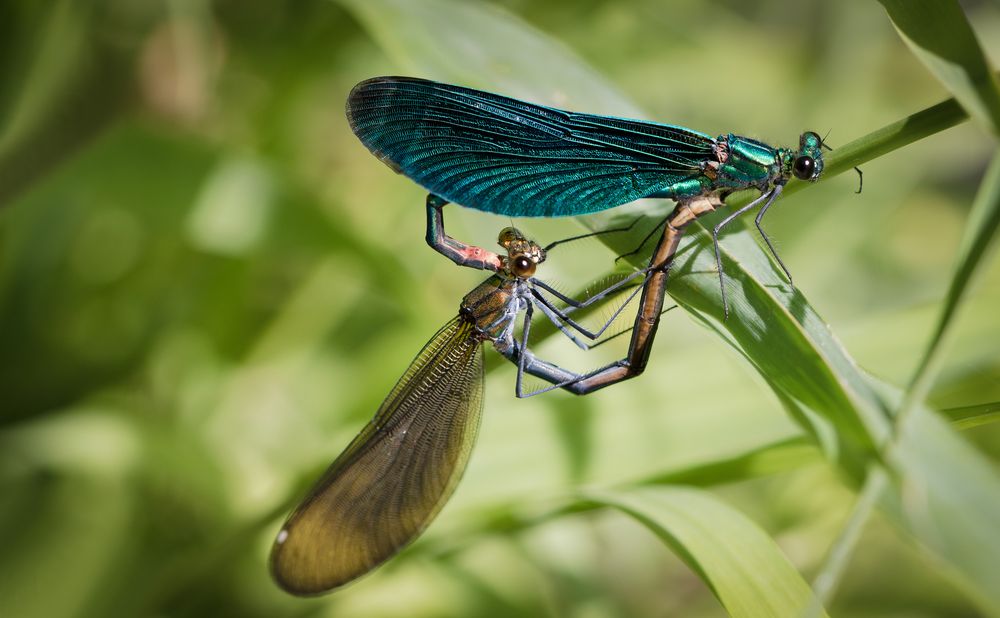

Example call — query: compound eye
[511,255,536,278]
[793,156,815,180]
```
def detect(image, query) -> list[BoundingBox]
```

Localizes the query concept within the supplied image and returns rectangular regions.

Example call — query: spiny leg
[508,271,670,397]
[556,202,693,393]
[543,217,641,252]
[514,302,535,398]
[711,189,774,318]
[531,269,646,312]
[529,290,591,351]
[530,280,647,342]
[585,305,677,351]
[505,299,614,398]
[505,213,686,396]
[555,196,724,391]
[752,182,791,285]
[501,303,633,398]
[510,268,649,353]
[514,356,628,398]
[614,216,668,265]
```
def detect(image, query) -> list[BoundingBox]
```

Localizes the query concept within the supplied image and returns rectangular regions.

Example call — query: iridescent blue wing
[270,317,484,595]
[347,76,716,217]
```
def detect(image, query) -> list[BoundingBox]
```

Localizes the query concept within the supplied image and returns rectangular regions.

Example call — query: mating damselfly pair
[271,76,847,594]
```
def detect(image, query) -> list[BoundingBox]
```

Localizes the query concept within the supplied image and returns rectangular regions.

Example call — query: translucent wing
[270,317,484,595]
[347,76,715,217]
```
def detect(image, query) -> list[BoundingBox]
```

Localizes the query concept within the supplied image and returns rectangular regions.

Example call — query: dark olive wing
[346,76,715,217]
[270,317,484,595]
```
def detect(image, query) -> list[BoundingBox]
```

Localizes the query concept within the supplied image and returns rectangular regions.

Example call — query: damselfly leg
[425,194,689,396]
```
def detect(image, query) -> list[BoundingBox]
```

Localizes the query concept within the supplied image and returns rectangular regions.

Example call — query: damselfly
[270,200,683,594]
[347,76,856,315]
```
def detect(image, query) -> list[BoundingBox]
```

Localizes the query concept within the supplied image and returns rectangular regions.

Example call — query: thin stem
[808,466,888,614]
[896,151,1000,423]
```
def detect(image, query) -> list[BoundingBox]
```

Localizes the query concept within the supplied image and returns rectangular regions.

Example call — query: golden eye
[511,255,536,278]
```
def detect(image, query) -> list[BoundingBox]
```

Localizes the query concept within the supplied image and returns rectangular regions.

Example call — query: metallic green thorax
[719,136,786,191]
[655,131,826,201]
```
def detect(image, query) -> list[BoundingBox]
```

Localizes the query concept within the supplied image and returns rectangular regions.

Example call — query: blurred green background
[1,1,998,617]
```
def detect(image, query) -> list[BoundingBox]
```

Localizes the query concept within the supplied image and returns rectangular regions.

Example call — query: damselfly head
[498,227,545,278]
[497,227,526,248]
[792,131,825,182]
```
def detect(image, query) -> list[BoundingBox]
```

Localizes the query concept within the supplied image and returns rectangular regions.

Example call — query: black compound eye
[793,156,815,180]
[511,255,536,278]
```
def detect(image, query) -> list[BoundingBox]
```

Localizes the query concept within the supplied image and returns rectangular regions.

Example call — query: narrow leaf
[336,0,641,116]
[639,436,821,487]
[943,402,1000,430]
[907,150,1000,394]
[588,487,830,618]
[877,0,1000,135]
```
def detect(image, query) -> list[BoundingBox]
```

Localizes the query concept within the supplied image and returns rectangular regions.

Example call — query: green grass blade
[943,401,1000,430]
[808,98,965,191]
[905,150,1000,401]
[336,0,642,116]
[416,435,824,562]
[637,436,821,487]
[586,487,830,618]
[885,403,1000,614]
[871,149,1000,615]
[601,209,892,464]
[877,0,1000,135]
[811,465,889,610]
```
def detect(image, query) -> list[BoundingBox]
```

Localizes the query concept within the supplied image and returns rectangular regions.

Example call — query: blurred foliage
[1,1,999,617]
